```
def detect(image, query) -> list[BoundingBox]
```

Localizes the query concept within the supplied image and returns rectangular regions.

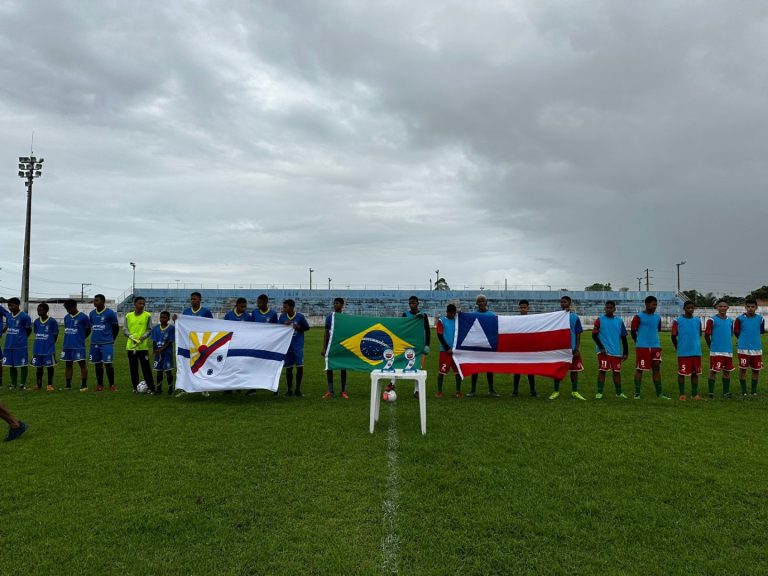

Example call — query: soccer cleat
[341,391,349,400]
[679,395,687,401]
[595,393,604,400]
[286,390,294,397]
[512,391,519,397]
[658,394,671,400]
[692,395,703,401]
[489,391,500,398]
[322,391,334,399]
[634,393,641,400]
[466,391,476,398]
[34,385,42,391]
[79,385,88,393]
[19,386,27,391]
[617,393,628,399]
[724,392,732,399]
[5,421,28,442]
[751,393,759,398]
[175,389,187,398]
[64,385,72,391]
[530,391,538,398]
[294,390,303,397]
[96,385,104,392]
[167,387,173,395]
[707,393,715,400]
[548,391,560,400]
[455,391,464,398]
[571,391,586,401]
[435,391,444,398]
[46,385,54,392]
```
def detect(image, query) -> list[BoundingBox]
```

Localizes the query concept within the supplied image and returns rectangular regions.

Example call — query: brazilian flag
[325,314,426,372]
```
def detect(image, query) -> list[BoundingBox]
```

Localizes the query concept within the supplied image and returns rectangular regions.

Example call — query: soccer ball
[383,390,397,402]
[137,381,149,394]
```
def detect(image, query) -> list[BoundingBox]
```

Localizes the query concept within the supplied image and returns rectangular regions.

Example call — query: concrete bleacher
[117,288,684,327]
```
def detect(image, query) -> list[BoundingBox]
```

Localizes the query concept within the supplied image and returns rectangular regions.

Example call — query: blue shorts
[3,348,28,367]
[283,347,304,368]
[32,354,56,367]
[89,343,115,364]
[61,348,86,362]
[153,352,175,372]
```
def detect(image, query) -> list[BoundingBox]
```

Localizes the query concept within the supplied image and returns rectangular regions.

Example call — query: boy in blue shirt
[671,301,703,400]
[152,311,176,395]
[182,292,213,318]
[591,300,629,399]
[62,299,91,391]
[513,300,537,397]
[549,296,586,401]
[89,294,120,392]
[705,300,735,398]
[468,294,499,398]
[631,296,670,399]
[279,299,310,397]
[436,303,462,398]
[1,298,33,390]
[32,302,58,391]
[224,298,253,322]
[322,298,348,399]
[252,294,279,323]
[734,298,764,397]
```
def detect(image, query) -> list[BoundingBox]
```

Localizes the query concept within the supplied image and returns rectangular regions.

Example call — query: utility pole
[636,277,643,291]
[676,260,686,293]
[309,268,314,290]
[81,283,92,304]
[17,153,44,312]
[644,268,653,291]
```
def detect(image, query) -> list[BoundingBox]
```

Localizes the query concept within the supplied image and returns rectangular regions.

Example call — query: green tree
[748,285,768,301]
[585,282,612,291]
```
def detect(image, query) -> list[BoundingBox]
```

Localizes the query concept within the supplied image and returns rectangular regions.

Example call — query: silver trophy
[403,348,417,372]
[381,348,396,371]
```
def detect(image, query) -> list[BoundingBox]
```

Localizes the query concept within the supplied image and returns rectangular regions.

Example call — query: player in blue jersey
[671,301,703,400]
[630,296,670,399]
[1,298,33,390]
[62,299,91,391]
[177,291,214,319]
[0,400,28,441]
[89,294,120,392]
[224,298,253,322]
[468,294,499,398]
[151,311,176,395]
[252,294,279,324]
[550,296,587,401]
[322,298,348,399]
[513,300,537,397]
[734,298,764,397]
[591,300,629,399]
[32,303,58,391]
[279,299,310,397]
[435,303,463,398]
[0,301,6,388]
[705,300,735,398]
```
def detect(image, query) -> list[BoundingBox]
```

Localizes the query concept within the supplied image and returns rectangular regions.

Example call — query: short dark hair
[94,293,105,301]
[160,310,170,317]
[134,296,145,304]
[334,297,345,305]
[684,300,695,307]
[37,302,49,312]
[236,297,247,305]
[746,298,758,305]
[64,299,77,308]
[446,304,457,312]
[605,300,616,307]
[644,296,658,304]
[283,299,295,307]
[257,294,268,301]
[409,295,419,302]
[715,299,729,306]
[518,299,529,306]
[190,291,202,298]
[8,297,20,305]
[561,295,572,303]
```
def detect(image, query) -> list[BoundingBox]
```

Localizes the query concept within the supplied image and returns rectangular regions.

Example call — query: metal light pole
[17,155,43,312]
[637,277,643,291]
[676,260,686,293]
[81,283,92,304]
[328,277,332,290]
[130,262,136,297]
[309,268,314,290]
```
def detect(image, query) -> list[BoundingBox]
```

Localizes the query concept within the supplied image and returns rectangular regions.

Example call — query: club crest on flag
[189,331,233,377]
[340,323,415,366]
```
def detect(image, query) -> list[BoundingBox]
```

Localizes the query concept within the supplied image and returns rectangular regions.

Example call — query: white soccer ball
[137,381,149,394]
[384,390,397,402]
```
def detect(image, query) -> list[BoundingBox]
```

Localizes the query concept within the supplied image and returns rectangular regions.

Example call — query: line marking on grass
[381,403,400,576]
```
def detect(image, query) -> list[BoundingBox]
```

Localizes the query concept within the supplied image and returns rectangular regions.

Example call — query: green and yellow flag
[325,314,426,372]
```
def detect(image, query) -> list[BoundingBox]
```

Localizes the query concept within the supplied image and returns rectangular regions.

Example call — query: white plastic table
[369,369,428,435]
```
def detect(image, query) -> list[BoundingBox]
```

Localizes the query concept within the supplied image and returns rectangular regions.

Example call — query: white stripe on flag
[497,310,570,334]
[454,349,574,364]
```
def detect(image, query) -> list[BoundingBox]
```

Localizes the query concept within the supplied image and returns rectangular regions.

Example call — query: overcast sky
[1,0,767,301]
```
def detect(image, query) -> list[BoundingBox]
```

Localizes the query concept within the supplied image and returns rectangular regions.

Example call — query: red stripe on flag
[457,361,569,380]
[496,329,571,353]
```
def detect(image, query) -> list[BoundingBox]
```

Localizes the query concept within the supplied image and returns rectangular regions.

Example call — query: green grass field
[2,330,768,575]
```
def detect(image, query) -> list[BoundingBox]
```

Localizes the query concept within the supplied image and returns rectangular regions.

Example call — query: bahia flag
[176,316,293,393]
[325,314,426,372]
[452,310,572,379]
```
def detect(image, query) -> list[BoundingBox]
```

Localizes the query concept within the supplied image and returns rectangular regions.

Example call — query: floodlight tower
[18,155,44,311]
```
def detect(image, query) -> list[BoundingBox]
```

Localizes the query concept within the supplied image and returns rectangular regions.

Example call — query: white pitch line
[381,403,400,576]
